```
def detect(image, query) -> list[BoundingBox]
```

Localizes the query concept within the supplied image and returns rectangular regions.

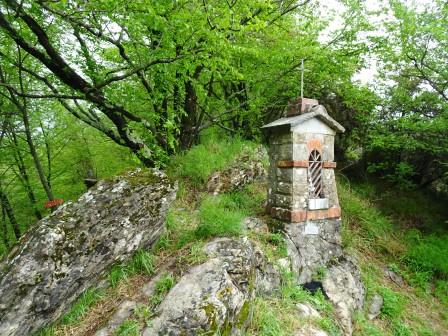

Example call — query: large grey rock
[322,256,365,336]
[284,219,343,284]
[144,237,267,335]
[0,169,177,336]
[206,146,267,194]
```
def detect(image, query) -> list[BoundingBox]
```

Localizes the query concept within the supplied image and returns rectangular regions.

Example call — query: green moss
[236,300,252,329]
[125,169,161,187]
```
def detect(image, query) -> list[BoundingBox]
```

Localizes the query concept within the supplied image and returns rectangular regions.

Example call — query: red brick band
[277,160,336,169]
[270,206,341,222]
[323,161,337,168]
[277,160,309,168]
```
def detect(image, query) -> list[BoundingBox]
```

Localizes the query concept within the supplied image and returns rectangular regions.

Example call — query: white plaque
[304,222,319,235]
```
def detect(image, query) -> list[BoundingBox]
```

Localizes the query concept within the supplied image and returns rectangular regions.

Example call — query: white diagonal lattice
[308,150,324,198]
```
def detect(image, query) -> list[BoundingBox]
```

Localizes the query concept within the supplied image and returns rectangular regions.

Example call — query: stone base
[283,218,343,284]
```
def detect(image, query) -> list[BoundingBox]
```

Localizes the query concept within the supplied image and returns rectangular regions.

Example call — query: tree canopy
[0,0,447,248]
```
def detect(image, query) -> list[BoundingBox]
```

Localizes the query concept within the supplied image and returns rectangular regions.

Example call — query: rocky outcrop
[144,237,270,335]
[279,217,364,335]
[206,146,267,194]
[243,216,269,233]
[0,169,177,336]
[322,256,365,336]
[284,219,343,284]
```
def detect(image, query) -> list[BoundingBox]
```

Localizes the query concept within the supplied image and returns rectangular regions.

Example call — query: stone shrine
[262,97,345,222]
[262,97,346,283]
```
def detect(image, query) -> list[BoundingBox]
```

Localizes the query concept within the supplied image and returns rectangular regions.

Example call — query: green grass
[249,298,287,336]
[338,179,394,251]
[378,287,406,320]
[109,250,155,286]
[317,317,341,336]
[194,194,245,240]
[167,135,258,187]
[392,320,412,336]
[337,177,448,334]
[114,320,140,336]
[247,270,341,336]
[349,179,448,233]
[61,288,105,325]
[149,273,176,307]
[34,287,105,336]
[404,234,448,278]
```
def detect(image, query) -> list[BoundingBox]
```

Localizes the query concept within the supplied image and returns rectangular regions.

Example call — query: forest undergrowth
[33,137,448,336]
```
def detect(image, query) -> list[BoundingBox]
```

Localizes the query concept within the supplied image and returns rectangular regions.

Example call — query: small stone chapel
[262,97,345,225]
[262,100,366,335]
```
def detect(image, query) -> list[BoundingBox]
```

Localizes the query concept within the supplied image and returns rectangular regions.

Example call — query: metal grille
[308,150,324,198]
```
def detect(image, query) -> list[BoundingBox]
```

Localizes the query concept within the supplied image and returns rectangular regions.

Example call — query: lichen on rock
[144,237,273,336]
[206,145,267,195]
[0,169,177,336]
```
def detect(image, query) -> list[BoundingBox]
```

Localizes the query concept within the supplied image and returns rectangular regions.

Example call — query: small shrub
[434,280,448,305]
[392,320,412,336]
[378,287,405,319]
[404,234,448,278]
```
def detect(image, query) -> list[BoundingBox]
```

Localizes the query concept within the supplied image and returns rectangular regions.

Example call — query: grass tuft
[194,195,245,240]
[109,250,155,286]
[114,320,140,336]
[150,273,176,307]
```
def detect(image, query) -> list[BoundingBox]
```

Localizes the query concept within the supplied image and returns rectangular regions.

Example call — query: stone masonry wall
[267,128,340,222]
[267,128,292,213]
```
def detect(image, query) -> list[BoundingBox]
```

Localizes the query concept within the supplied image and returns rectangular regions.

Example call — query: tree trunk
[0,184,20,240]
[22,107,55,202]
[179,67,203,150]
[11,132,42,220]
[1,204,10,248]
[179,79,199,150]
[39,120,53,191]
